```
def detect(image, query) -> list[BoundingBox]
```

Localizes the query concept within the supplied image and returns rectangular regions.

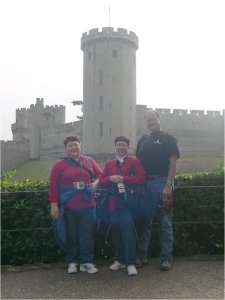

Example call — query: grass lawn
[12,156,224,181]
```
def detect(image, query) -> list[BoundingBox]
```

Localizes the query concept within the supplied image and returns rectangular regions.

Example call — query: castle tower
[11,108,28,141]
[81,27,139,154]
[27,98,65,159]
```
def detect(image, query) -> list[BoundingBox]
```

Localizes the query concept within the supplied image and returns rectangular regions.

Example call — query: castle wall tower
[27,98,65,159]
[11,108,28,141]
[81,27,139,154]
[28,98,44,159]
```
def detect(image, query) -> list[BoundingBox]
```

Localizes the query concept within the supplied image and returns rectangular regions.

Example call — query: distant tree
[71,100,83,120]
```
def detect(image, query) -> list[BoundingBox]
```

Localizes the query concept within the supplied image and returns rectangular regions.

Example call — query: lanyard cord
[117,160,123,175]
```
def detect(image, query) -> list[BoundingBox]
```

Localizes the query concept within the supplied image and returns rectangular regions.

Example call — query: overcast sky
[0,0,224,141]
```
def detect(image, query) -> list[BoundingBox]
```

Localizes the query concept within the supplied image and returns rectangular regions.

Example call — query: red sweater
[99,155,145,211]
[49,155,102,209]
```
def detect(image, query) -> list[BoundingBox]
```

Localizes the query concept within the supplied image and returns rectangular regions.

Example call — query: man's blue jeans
[64,206,96,264]
[110,209,137,265]
[137,176,173,261]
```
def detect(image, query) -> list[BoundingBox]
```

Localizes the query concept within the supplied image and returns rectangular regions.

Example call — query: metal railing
[1,185,224,233]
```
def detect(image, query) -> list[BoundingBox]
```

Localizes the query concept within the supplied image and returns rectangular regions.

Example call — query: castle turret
[11,108,28,141]
[81,27,139,154]
[27,98,65,159]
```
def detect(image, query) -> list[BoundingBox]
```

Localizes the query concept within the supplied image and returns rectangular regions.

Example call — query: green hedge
[1,168,224,265]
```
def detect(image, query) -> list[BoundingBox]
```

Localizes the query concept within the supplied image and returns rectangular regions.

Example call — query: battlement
[29,100,65,113]
[153,108,224,117]
[45,105,65,110]
[17,108,27,112]
[81,27,138,50]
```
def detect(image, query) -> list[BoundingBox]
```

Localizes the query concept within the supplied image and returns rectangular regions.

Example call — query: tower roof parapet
[81,27,138,50]
[17,108,27,111]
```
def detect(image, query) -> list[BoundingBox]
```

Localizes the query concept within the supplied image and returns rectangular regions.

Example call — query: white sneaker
[109,261,126,271]
[68,263,78,274]
[127,265,138,276]
[80,263,98,274]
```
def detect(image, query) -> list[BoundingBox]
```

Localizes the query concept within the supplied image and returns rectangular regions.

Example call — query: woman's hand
[90,180,99,192]
[51,203,59,219]
[109,175,123,183]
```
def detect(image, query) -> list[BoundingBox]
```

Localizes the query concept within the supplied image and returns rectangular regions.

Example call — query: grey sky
[0,0,224,140]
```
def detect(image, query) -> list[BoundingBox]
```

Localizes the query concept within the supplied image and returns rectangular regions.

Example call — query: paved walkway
[1,255,224,299]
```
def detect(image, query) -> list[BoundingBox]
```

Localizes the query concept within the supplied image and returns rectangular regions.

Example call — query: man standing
[136,109,180,271]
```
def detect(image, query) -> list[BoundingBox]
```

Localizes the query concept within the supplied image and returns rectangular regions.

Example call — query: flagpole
[109,4,110,27]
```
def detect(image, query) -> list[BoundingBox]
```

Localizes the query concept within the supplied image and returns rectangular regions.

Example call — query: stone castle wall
[137,105,224,158]
[40,121,82,160]
[1,140,29,171]
[1,99,224,172]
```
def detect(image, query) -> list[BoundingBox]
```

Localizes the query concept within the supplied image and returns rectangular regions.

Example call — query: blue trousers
[110,209,137,266]
[137,176,173,261]
[64,207,96,264]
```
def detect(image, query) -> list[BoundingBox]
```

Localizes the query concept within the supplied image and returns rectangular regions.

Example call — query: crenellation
[129,31,137,38]
[17,108,27,111]
[156,108,171,115]
[89,28,99,35]
[81,27,138,50]
[206,110,222,116]
[173,109,188,115]
[36,98,44,106]
[102,27,114,34]
[117,28,128,35]
[190,110,205,116]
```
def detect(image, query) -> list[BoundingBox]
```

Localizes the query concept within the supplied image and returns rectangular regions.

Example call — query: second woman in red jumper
[99,135,145,276]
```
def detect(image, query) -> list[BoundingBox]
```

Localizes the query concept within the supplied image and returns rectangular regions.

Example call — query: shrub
[1,168,224,265]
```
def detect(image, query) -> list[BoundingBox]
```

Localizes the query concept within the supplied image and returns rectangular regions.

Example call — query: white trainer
[68,263,78,274]
[80,263,98,274]
[109,261,126,271]
[127,265,138,276]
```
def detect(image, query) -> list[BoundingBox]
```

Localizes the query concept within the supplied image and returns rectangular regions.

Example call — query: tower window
[99,122,103,137]
[112,49,118,57]
[109,103,112,110]
[109,128,112,135]
[99,96,103,111]
[99,70,103,85]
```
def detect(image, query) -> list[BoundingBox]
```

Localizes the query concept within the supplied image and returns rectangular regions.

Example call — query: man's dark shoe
[160,259,172,271]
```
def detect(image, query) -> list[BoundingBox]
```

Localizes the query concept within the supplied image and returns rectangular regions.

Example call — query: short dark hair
[114,135,130,146]
[146,109,160,119]
[63,135,80,147]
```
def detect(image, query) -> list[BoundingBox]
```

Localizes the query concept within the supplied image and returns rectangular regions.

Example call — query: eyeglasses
[115,142,128,147]
[67,142,80,147]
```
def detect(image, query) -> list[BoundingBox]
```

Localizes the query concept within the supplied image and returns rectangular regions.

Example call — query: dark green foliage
[1,167,224,265]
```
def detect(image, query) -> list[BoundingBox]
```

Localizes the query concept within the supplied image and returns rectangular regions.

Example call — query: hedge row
[1,168,224,265]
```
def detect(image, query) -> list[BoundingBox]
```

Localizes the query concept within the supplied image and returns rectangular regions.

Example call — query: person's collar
[66,155,81,161]
[116,154,128,164]
[151,130,162,136]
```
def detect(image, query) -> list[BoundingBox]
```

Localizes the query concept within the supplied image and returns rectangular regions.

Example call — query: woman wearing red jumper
[99,136,145,276]
[49,135,102,274]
